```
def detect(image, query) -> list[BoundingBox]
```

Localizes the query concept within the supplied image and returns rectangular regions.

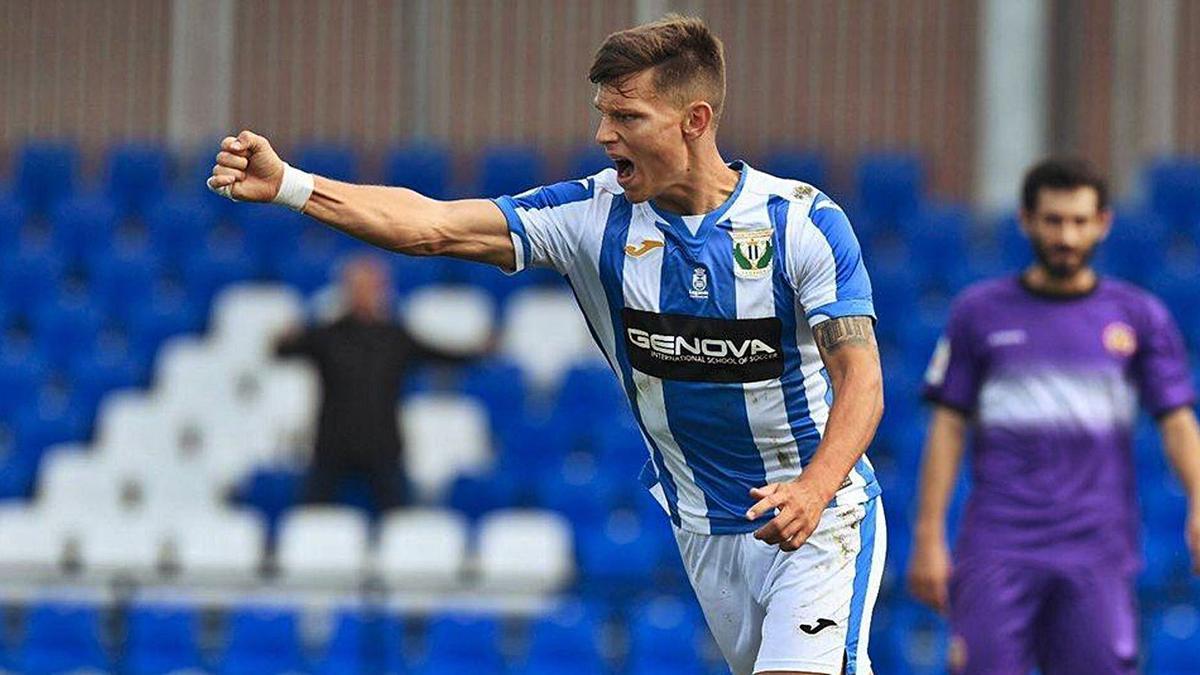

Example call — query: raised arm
[207,130,515,270]
[908,404,969,612]
[1158,406,1200,574]
[746,315,884,552]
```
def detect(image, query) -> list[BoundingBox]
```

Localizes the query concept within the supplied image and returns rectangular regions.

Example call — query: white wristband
[272,162,314,212]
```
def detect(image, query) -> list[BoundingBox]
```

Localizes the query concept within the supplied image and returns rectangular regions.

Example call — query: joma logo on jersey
[627,328,777,359]
[622,308,784,383]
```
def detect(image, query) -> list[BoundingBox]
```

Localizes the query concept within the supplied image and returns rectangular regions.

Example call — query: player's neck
[1021,265,1099,298]
[652,149,740,215]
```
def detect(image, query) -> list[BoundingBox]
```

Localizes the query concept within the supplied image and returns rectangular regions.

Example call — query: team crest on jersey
[690,266,709,299]
[1102,321,1137,357]
[731,228,774,280]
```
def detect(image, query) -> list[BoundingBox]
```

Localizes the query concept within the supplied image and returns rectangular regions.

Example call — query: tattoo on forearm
[813,316,876,353]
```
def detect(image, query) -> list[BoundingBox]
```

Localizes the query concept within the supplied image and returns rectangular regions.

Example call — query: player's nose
[594,118,618,146]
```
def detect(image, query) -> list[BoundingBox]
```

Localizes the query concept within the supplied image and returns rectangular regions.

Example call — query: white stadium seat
[170,509,265,584]
[251,361,319,461]
[501,288,597,393]
[400,394,492,501]
[210,283,305,366]
[376,508,468,589]
[276,506,370,587]
[476,509,575,593]
[37,451,132,521]
[77,513,164,580]
[403,285,496,355]
[154,336,239,409]
[95,389,173,458]
[0,506,66,578]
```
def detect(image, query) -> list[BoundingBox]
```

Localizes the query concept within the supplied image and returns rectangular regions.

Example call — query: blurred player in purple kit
[908,158,1200,674]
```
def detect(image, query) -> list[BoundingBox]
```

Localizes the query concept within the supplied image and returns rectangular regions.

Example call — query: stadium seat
[1096,208,1169,284]
[76,513,163,581]
[9,394,89,463]
[476,509,575,593]
[533,453,628,527]
[105,143,170,216]
[35,448,131,525]
[234,203,304,274]
[68,346,147,419]
[762,149,827,187]
[93,388,176,464]
[446,470,523,520]
[170,508,265,583]
[276,505,370,587]
[568,146,613,179]
[313,608,371,675]
[856,152,925,223]
[1149,260,1200,320]
[376,508,468,589]
[901,204,971,291]
[85,242,162,321]
[219,605,306,675]
[0,246,64,317]
[0,194,26,252]
[1146,157,1200,229]
[551,360,626,432]
[1147,604,1200,674]
[210,283,305,364]
[413,613,505,673]
[461,358,527,430]
[125,602,204,675]
[245,361,320,462]
[478,145,545,197]
[387,144,452,199]
[126,285,205,367]
[144,195,218,267]
[14,600,110,675]
[520,600,604,670]
[181,238,259,311]
[500,288,597,393]
[0,506,65,579]
[16,142,79,214]
[577,508,669,585]
[593,413,652,481]
[402,285,496,355]
[297,144,359,183]
[49,193,120,266]
[626,595,706,673]
[0,342,46,419]
[32,292,104,370]
[400,393,492,500]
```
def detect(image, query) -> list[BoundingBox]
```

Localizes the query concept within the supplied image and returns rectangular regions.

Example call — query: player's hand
[1187,505,1200,574]
[746,481,825,552]
[206,129,285,203]
[908,535,953,613]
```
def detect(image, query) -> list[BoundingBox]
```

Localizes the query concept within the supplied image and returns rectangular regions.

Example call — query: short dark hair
[588,14,726,121]
[1021,158,1109,212]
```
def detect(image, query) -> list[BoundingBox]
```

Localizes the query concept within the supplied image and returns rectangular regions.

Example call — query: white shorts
[673,497,886,675]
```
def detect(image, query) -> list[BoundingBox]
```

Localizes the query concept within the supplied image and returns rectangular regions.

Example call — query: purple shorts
[948,557,1138,674]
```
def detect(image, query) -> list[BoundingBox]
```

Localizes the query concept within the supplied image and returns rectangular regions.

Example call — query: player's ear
[681,101,714,140]
[1096,207,1113,241]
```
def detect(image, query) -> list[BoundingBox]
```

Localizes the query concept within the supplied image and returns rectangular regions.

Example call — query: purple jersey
[923,276,1196,572]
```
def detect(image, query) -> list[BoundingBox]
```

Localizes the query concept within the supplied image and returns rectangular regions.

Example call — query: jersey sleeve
[1134,296,1196,416]
[787,195,875,326]
[922,297,984,414]
[490,178,595,275]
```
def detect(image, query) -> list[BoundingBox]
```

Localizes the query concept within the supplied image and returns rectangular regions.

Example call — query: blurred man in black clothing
[276,255,475,511]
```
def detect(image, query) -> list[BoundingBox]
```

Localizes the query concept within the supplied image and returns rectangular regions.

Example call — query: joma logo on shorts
[627,328,778,358]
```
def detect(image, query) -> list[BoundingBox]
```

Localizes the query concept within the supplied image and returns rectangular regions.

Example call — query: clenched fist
[206,130,286,203]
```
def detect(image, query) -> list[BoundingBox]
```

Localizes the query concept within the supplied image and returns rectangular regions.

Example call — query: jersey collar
[647,161,749,256]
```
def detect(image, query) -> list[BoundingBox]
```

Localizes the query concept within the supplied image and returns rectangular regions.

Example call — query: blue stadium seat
[0,246,65,317]
[387,144,452,199]
[1140,535,1191,592]
[69,345,147,418]
[1097,208,1169,284]
[234,468,302,539]
[478,146,545,198]
[379,614,411,675]
[901,205,971,292]
[762,149,827,187]
[413,613,505,673]
[1146,605,1200,674]
[105,143,170,217]
[577,508,670,585]
[0,194,26,253]
[1146,157,1200,230]
[219,605,305,675]
[32,293,104,370]
[234,203,304,275]
[553,363,626,431]
[447,470,523,520]
[85,243,162,321]
[522,600,604,670]
[49,193,121,266]
[314,609,371,675]
[145,195,219,267]
[856,152,925,224]
[11,394,88,463]
[297,144,359,183]
[593,414,653,482]
[15,600,110,675]
[568,146,612,179]
[626,595,706,673]
[125,603,203,675]
[0,341,47,419]
[181,237,259,311]
[1148,260,1200,321]
[125,286,205,367]
[16,142,79,215]
[0,454,38,500]
[534,454,628,527]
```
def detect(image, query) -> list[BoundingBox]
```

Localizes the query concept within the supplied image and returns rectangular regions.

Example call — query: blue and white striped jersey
[492,162,881,534]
